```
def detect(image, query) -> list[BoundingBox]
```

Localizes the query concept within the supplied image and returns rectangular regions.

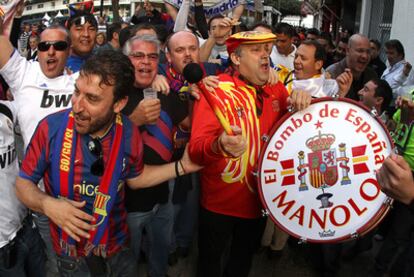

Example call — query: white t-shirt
[0,101,27,248]
[291,73,339,98]
[0,50,77,148]
[270,45,296,71]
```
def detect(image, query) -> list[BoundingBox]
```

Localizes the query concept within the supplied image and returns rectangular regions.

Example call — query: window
[37,3,43,8]
[63,0,69,4]
[26,6,32,10]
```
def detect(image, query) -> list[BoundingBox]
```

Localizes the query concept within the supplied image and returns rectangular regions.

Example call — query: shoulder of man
[326,60,345,79]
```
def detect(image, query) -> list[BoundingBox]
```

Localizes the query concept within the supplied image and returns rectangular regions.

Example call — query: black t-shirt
[122,87,188,212]
[369,57,387,78]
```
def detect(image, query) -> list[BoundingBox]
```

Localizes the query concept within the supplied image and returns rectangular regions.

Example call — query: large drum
[258,98,394,243]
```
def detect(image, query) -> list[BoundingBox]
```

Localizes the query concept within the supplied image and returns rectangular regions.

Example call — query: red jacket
[189,73,289,218]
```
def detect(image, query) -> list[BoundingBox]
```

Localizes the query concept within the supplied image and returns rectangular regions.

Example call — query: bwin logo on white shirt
[40,90,73,108]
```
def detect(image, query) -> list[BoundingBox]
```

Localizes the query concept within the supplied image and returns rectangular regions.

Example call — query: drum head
[258,98,393,243]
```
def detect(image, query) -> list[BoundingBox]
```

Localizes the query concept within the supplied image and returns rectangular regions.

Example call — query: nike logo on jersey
[40,90,72,108]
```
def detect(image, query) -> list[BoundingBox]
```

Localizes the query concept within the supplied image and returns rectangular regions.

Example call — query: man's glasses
[88,138,104,176]
[129,52,159,62]
[38,41,69,52]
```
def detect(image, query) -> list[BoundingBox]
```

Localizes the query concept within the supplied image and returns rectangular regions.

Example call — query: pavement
[136,236,384,277]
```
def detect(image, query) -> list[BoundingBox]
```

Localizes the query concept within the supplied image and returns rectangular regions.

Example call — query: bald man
[327,34,378,100]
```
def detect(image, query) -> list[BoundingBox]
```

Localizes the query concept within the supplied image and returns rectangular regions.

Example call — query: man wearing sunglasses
[0,24,74,148]
[0,22,77,275]
[15,50,201,276]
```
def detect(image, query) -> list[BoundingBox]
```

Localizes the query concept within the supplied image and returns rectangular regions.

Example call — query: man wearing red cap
[189,31,311,277]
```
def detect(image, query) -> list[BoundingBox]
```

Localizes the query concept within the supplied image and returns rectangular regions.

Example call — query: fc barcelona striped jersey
[19,109,144,257]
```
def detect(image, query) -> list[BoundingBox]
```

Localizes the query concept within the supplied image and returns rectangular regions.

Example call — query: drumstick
[183,63,234,136]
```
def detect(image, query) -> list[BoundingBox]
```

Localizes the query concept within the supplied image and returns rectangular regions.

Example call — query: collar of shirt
[387,59,405,73]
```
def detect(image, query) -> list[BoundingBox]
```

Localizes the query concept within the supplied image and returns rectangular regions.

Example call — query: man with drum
[188,31,311,277]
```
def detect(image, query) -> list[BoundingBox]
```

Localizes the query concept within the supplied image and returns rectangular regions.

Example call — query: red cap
[226,31,276,55]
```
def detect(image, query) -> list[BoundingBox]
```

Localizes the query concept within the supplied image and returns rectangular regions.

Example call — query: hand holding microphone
[183,63,234,135]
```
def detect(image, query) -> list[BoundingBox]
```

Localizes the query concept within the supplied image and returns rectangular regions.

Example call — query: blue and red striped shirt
[19,109,144,257]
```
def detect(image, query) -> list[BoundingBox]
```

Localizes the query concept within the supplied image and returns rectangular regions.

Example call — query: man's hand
[202,75,219,92]
[189,76,219,100]
[15,0,26,17]
[43,198,95,242]
[180,144,203,174]
[215,126,246,158]
[336,68,353,97]
[289,90,312,111]
[395,96,414,124]
[403,62,412,77]
[152,74,170,95]
[213,17,232,40]
[376,154,414,205]
[128,98,161,126]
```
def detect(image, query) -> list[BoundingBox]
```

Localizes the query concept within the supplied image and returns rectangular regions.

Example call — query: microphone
[183,63,234,135]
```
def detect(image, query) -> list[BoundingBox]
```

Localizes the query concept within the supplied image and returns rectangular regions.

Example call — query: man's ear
[114,96,128,113]
[230,52,240,66]
[376,96,384,107]
[166,51,171,64]
[315,60,323,72]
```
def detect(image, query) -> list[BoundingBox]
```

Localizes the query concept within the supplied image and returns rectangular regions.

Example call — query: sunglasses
[88,138,104,176]
[38,41,69,52]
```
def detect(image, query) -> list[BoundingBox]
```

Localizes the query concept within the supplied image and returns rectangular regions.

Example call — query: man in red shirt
[189,31,311,277]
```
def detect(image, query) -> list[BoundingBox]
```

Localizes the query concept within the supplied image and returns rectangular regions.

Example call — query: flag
[351,145,369,175]
[0,0,23,38]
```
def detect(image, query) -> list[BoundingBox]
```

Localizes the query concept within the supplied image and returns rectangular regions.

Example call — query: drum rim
[257,96,394,243]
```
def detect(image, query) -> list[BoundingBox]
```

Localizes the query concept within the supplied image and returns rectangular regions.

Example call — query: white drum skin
[258,98,393,243]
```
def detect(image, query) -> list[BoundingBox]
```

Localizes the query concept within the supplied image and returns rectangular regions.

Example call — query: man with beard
[121,35,189,277]
[189,31,311,277]
[327,34,378,100]
[15,50,200,276]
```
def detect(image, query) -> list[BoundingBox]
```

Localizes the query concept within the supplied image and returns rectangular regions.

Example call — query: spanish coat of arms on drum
[258,98,393,243]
